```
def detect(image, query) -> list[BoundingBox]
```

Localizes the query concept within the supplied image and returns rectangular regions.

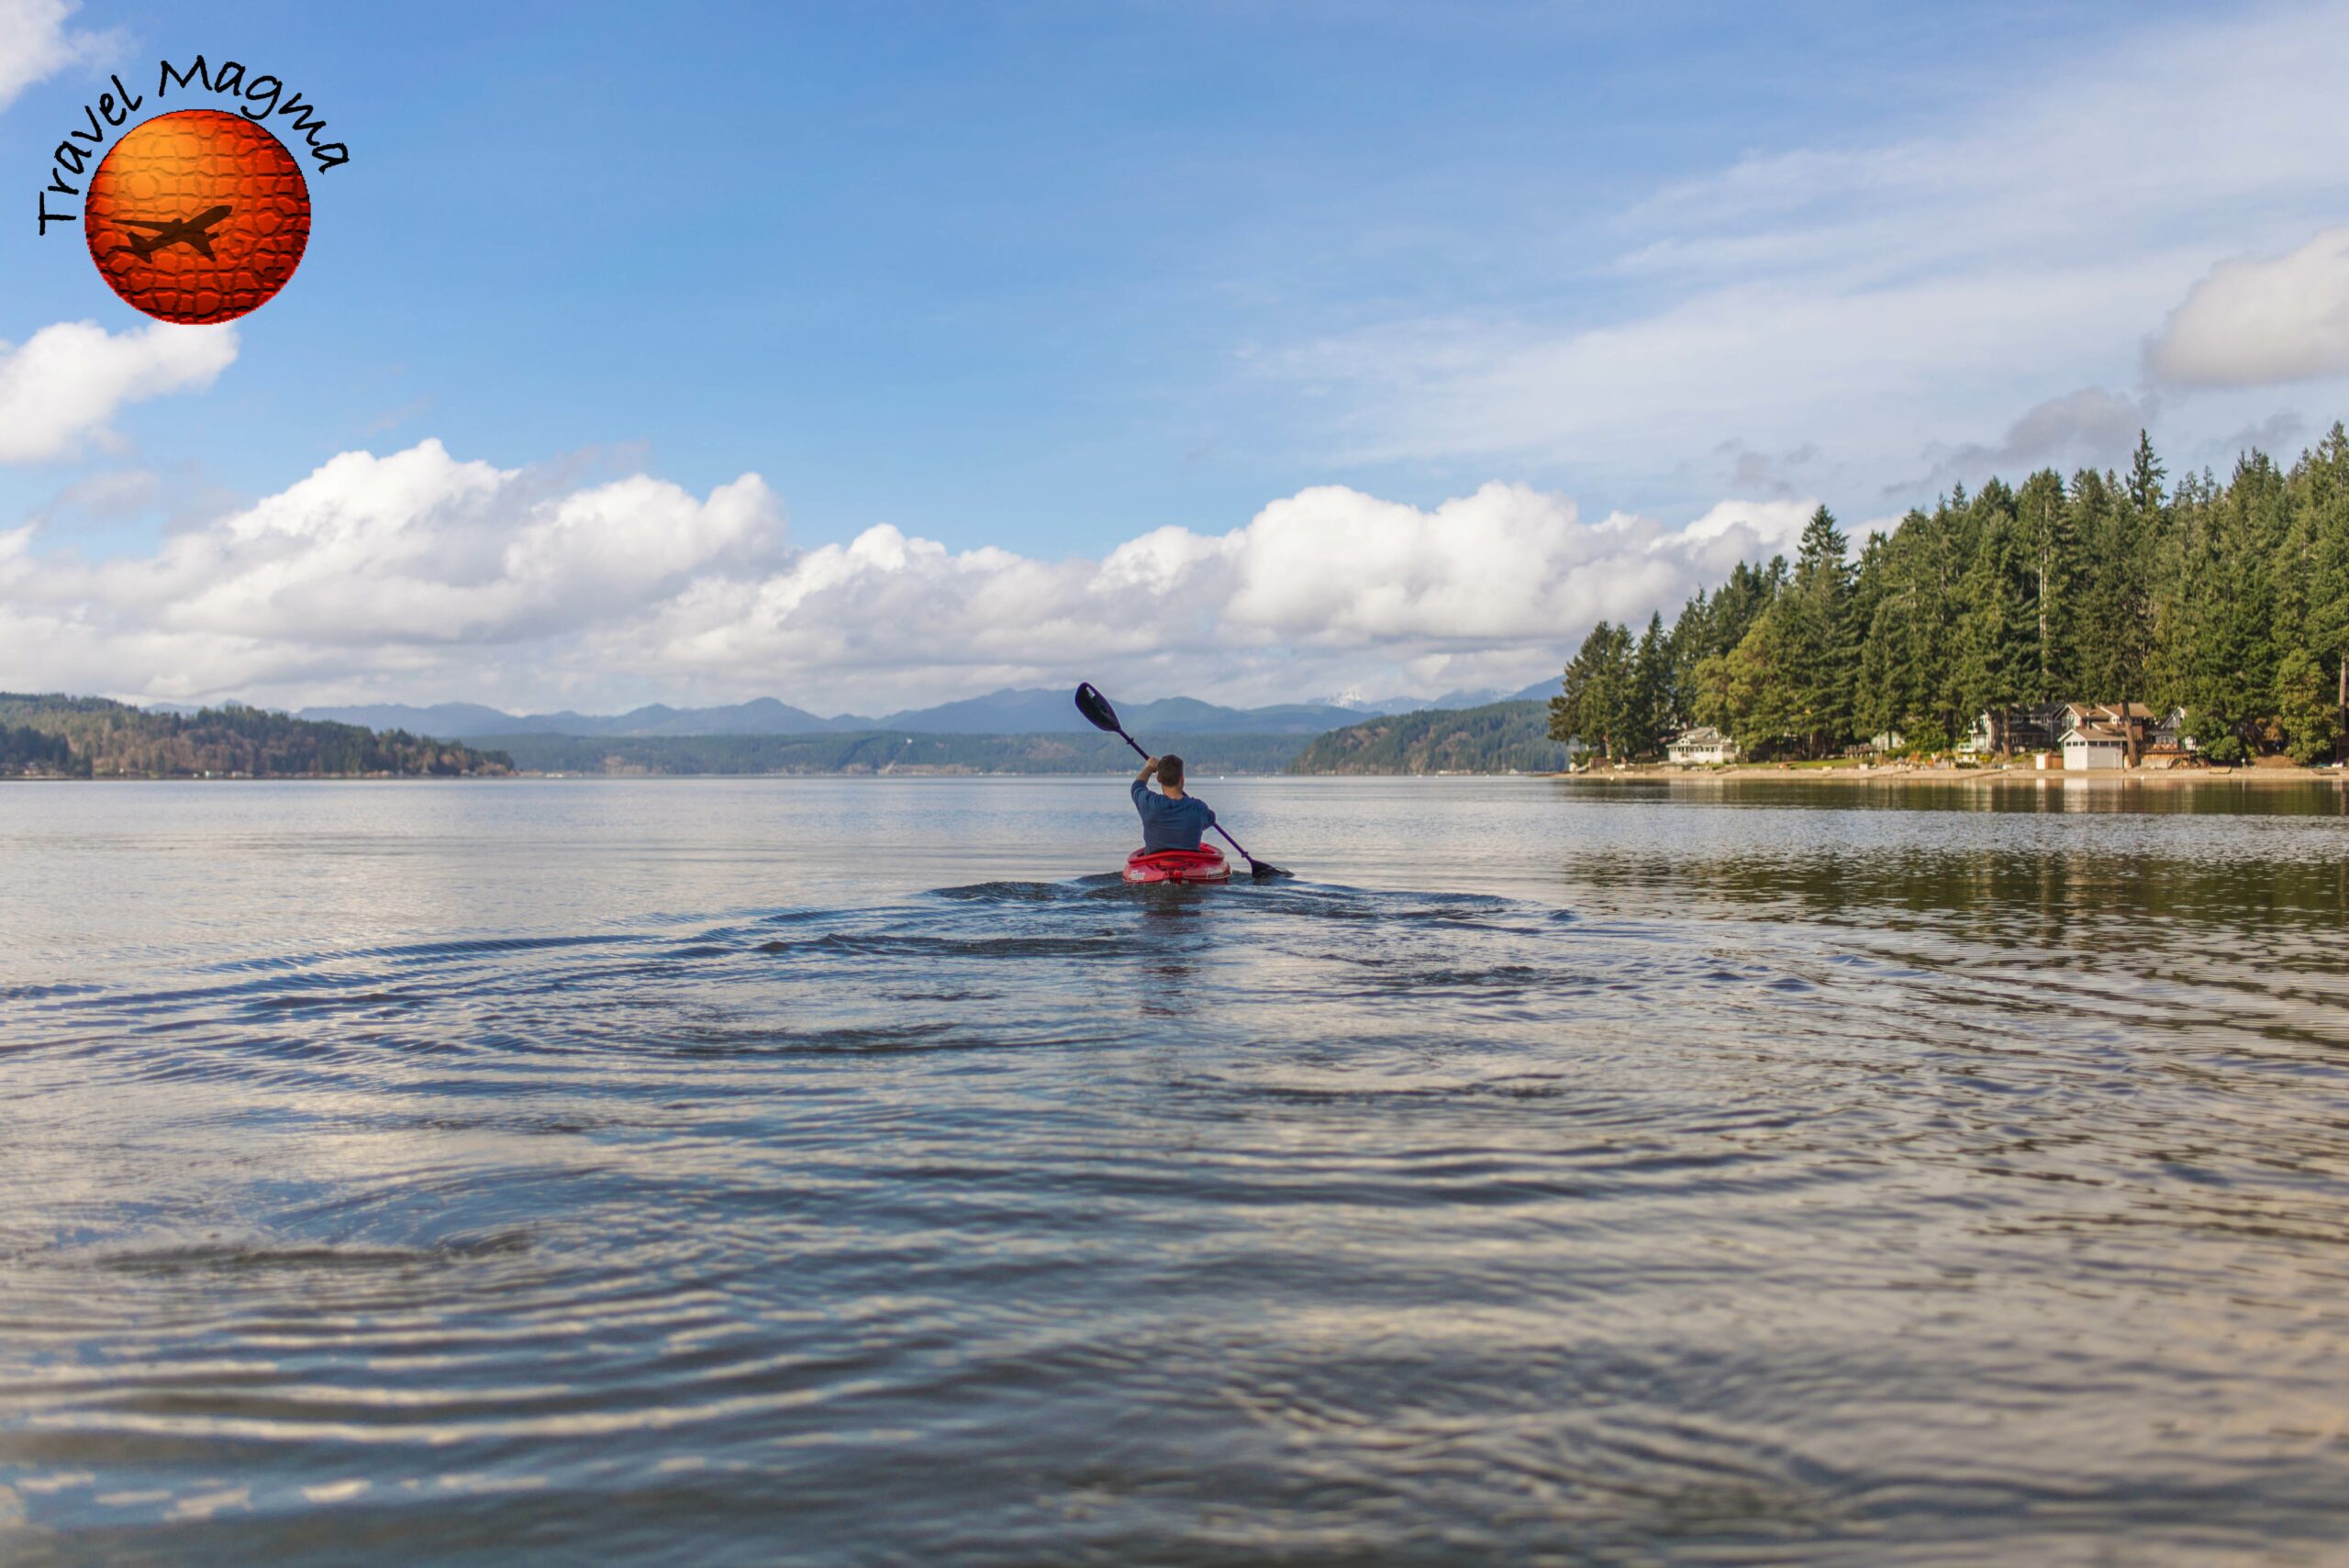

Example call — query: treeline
[1286,701,1572,774]
[2,722,78,774]
[480,729,1310,775]
[0,695,514,778]
[1549,426,2349,765]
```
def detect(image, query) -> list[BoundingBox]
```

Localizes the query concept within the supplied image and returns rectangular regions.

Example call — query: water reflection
[2,779,2345,1565]
[1576,776,2349,816]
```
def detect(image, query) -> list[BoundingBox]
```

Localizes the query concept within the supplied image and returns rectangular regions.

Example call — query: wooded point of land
[1549,426,2349,768]
[0,695,514,779]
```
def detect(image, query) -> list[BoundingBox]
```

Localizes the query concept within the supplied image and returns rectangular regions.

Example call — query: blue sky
[4,0,2347,712]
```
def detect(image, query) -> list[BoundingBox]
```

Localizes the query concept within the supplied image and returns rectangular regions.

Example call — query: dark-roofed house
[2057,704,2191,770]
[1961,702,2070,756]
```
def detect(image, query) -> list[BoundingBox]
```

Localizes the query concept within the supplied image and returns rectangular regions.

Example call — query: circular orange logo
[83,109,311,325]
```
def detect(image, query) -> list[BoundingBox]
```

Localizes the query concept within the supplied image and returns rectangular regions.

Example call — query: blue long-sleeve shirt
[1131,779,1216,851]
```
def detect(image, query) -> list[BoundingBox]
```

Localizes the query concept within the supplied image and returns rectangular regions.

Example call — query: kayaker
[1131,754,1216,852]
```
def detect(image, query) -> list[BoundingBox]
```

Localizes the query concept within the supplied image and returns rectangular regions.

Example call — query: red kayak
[1123,845,1231,884]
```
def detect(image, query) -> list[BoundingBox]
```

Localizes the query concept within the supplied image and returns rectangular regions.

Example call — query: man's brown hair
[1158,754,1185,787]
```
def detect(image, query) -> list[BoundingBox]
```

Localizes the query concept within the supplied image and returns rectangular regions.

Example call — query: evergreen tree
[1954,513,2034,750]
[2076,461,2156,760]
[1549,621,1636,761]
[1848,532,1897,745]
[1780,506,1855,756]
[1666,586,1711,721]
[2179,454,2286,754]
[2276,649,2343,765]
[1631,613,1673,756]
[2303,425,2349,761]
[2127,428,2167,513]
[1886,500,1965,751]
[2016,468,2076,700]
[1563,420,2349,771]
[1720,609,1803,756]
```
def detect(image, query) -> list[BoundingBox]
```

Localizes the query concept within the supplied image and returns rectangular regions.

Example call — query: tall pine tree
[1550,622,1636,761]
[1578,421,2349,768]
[1781,506,1855,757]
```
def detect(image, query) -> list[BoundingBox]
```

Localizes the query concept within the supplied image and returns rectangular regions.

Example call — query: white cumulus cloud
[2148,228,2349,386]
[0,439,1811,713]
[51,439,783,651]
[0,0,111,111]
[0,321,240,463]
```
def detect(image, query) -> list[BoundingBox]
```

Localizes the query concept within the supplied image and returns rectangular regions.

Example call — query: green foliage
[1,721,84,776]
[1667,556,1783,736]
[1550,621,1634,759]
[1631,614,1673,759]
[1552,610,1703,761]
[2275,650,2343,765]
[1720,607,1805,757]
[1292,703,1574,774]
[2017,467,2079,700]
[1778,505,1856,756]
[1954,502,2035,744]
[1647,422,2349,766]
[0,695,512,779]
[2188,711,2249,768]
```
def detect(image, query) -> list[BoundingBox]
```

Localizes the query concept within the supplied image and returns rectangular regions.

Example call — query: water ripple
[3,781,2347,1564]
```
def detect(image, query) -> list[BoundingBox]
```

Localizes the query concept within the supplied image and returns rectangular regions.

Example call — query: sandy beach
[1556,762,2349,787]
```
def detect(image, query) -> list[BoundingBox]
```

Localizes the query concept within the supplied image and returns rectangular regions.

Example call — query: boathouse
[2060,720,2129,770]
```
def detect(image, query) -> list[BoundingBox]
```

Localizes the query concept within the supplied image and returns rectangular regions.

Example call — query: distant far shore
[2,773,500,783]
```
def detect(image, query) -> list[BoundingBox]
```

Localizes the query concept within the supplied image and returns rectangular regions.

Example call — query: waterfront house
[1960,702,2070,756]
[2054,703,2202,770]
[2060,702,2154,743]
[2060,718,2130,770]
[1666,726,1738,765]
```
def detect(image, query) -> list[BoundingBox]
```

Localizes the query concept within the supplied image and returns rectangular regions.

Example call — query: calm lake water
[4,776,2347,1566]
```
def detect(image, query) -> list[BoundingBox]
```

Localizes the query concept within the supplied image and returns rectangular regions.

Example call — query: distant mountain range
[295,680,1562,741]
[1334,680,1557,717]
[296,696,840,740]
[479,728,1315,777]
[19,685,1581,779]
[475,698,1573,778]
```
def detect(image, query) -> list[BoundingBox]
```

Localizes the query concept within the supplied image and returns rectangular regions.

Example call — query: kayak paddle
[1075,682,1292,880]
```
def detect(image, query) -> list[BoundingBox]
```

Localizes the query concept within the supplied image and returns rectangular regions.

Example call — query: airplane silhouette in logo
[112,206,233,260]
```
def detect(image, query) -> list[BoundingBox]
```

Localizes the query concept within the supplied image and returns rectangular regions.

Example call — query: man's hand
[1135,756,1160,784]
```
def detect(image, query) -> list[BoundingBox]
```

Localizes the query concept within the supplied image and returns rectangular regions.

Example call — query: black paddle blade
[1246,860,1293,881]
[1074,682,1121,733]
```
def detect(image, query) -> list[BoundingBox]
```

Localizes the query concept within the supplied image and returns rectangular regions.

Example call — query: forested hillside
[1286,702,1573,774]
[480,729,1309,775]
[0,695,513,779]
[1547,426,2349,765]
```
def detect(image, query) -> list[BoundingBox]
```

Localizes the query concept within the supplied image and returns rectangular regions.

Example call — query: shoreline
[9,764,2346,785]
[1547,763,2349,787]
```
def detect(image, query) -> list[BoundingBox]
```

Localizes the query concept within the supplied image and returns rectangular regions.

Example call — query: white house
[2060,721,2129,770]
[1667,726,1738,765]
